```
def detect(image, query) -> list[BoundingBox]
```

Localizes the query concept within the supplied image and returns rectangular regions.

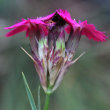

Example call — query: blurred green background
[0,0,110,110]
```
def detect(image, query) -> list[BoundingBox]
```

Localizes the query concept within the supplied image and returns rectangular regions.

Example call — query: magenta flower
[5,9,108,93]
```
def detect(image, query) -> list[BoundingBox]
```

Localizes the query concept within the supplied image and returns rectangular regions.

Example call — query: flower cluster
[5,9,107,93]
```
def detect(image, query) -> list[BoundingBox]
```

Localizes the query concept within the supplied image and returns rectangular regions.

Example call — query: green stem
[44,93,51,110]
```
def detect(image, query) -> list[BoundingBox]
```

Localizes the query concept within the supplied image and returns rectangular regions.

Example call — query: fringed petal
[5,25,27,37]
[81,20,108,42]
[4,20,28,29]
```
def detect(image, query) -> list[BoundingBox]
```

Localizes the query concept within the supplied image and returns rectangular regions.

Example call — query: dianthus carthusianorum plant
[5,9,107,110]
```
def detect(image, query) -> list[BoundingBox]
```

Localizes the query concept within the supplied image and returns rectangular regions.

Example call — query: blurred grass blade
[22,72,37,110]
[38,86,41,110]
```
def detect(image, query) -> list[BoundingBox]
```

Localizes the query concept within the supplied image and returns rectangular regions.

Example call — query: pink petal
[5,18,48,37]
[65,19,81,34]
[38,12,55,21]
[26,28,30,37]
[4,20,28,29]
[6,25,27,37]
[56,9,73,26]
[81,21,108,42]
[39,24,48,36]
[30,19,46,25]
[57,9,71,18]
[65,25,71,34]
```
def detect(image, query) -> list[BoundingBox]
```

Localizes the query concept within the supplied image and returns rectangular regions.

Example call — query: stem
[44,93,51,110]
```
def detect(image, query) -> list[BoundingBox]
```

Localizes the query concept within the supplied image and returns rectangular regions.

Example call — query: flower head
[5,9,108,93]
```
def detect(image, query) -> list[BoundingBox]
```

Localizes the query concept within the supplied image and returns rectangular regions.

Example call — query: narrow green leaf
[38,86,41,110]
[22,72,37,110]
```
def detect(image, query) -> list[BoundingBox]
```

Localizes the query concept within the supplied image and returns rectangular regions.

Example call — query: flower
[5,9,108,93]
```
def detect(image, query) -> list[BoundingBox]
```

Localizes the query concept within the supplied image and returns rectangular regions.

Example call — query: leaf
[22,72,37,110]
[38,86,41,110]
